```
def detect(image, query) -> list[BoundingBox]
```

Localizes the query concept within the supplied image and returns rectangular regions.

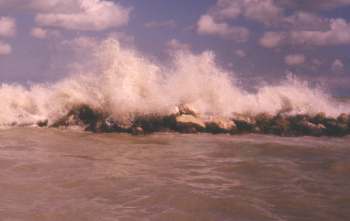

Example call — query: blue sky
[0,0,349,95]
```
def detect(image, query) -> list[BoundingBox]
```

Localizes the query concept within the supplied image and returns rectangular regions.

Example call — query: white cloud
[213,0,242,19]
[207,0,282,25]
[34,0,131,31]
[285,54,305,66]
[259,32,285,48]
[289,19,350,46]
[31,27,47,39]
[244,0,282,25]
[260,18,350,48]
[279,0,350,10]
[145,20,176,29]
[283,12,326,29]
[332,59,344,72]
[197,15,249,41]
[0,17,16,37]
[0,41,11,55]
[166,39,191,51]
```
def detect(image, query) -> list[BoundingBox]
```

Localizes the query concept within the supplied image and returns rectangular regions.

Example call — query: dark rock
[255,113,273,133]
[131,127,144,135]
[288,115,312,135]
[51,105,103,132]
[324,117,348,136]
[37,120,48,127]
[233,114,256,133]
[298,121,326,136]
[133,115,174,133]
[311,112,326,124]
[96,117,131,133]
[205,116,236,134]
[337,113,350,125]
[270,115,291,136]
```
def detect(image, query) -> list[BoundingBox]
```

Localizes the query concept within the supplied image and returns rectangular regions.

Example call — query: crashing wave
[0,38,349,136]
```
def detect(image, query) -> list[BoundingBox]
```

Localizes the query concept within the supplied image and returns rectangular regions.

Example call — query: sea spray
[0,37,349,135]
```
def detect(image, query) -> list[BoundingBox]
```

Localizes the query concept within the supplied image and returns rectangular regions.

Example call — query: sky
[0,0,349,95]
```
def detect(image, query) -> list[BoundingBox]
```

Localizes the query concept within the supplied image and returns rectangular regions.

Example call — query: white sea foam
[0,38,348,127]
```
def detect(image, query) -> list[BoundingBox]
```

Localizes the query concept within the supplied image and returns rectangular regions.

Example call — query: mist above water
[0,38,349,127]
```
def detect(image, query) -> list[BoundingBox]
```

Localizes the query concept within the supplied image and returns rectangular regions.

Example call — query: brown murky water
[0,128,349,221]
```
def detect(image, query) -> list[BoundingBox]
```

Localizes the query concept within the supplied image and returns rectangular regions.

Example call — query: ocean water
[0,128,349,221]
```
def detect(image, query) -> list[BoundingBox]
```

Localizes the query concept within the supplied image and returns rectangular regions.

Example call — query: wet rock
[205,116,237,134]
[96,117,131,133]
[37,120,48,127]
[133,115,175,133]
[175,114,206,133]
[255,113,273,133]
[131,127,144,135]
[324,117,348,136]
[232,114,256,132]
[270,115,291,136]
[51,105,103,131]
[337,113,350,126]
[298,121,326,136]
[311,112,326,124]
[288,115,311,135]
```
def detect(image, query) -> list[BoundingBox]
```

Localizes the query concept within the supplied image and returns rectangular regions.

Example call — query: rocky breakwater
[47,104,350,137]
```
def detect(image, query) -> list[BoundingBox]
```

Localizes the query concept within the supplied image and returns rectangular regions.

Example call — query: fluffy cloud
[209,0,282,25]
[0,41,11,55]
[283,12,326,29]
[166,39,191,51]
[145,20,176,29]
[285,54,305,66]
[278,0,350,10]
[0,17,16,37]
[259,32,285,48]
[35,0,130,31]
[290,19,350,46]
[243,0,282,25]
[197,15,249,41]
[260,19,350,48]
[30,27,47,39]
[0,0,130,31]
